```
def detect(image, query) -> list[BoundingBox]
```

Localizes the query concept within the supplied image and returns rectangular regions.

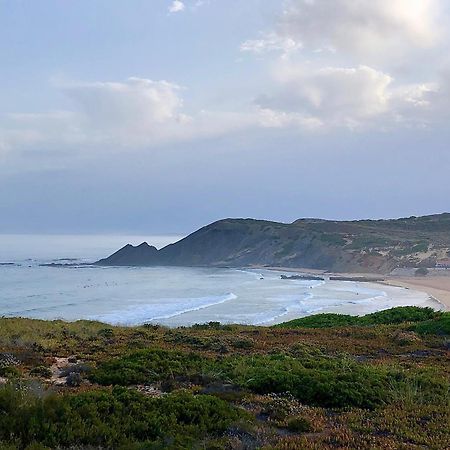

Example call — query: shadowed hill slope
[96,213,450,273]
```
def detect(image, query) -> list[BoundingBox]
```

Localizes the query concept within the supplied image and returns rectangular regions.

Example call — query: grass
[0,306,448,449]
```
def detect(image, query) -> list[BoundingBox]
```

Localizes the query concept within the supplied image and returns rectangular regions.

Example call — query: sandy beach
[263,266,450,312]
[383,276,450,311]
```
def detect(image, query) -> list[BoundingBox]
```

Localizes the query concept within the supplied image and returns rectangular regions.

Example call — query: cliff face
[96,213,450,273]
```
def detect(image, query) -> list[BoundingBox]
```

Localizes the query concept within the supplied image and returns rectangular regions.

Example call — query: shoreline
[382,277,450,311]
[262,266,450,312]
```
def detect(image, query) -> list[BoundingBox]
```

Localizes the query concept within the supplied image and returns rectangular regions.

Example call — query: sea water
[0,234,438,327]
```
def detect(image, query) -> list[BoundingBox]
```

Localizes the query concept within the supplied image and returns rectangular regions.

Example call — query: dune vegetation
[0,307,448,449]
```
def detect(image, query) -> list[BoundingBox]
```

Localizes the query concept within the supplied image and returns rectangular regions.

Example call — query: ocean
[0,234,438,327]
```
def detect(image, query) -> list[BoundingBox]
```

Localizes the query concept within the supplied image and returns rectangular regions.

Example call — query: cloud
[256,63,449,130]
[261,64,392,127]
[240,32,302,57]
[276,0,442,62]
[240,0,449,131]
[61,78,187,145]
[169,1,185,13]
[0,77,262,165]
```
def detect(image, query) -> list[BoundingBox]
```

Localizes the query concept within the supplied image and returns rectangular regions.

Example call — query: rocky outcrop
[99,242,159,266]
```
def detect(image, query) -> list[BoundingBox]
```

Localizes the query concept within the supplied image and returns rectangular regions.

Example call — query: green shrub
[412,313,450,335]
[286,416,312,433]
[93,349,390,408]
[97,328,114,338]
[90,342,449,410]
[0,366,20,378]
[274,313,358,329]
[90,348,206,386]
[276,307,440,329]
[0,385,243,449]
[231,338,254,349]
[359,307,438,325]
[228,354,388,409]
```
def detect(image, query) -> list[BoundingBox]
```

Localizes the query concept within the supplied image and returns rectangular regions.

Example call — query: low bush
[231,338,254,349]
[275,307,440,329]
[224,354,389,409]
[359,306,437,325]
[0,385,243,449]
[90,348,206,386]
[91,349,448,410]
[286,416,312,433]
[0,366,20,378]
[274,313,358,329]
[412,312,450,335]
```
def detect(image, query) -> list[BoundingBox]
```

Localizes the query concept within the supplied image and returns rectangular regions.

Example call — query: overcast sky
[1,0,449,234]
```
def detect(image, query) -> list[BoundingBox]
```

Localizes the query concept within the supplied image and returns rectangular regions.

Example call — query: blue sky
[1,0,449,234]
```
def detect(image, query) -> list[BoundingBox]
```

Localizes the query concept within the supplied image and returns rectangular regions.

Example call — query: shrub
[0,366,20,378]
[97,328,113,338]
[274,313,358,329]
[29,366,52,378]
[90,348,206,386]
[412,313,450,335]
[231,355,388,409]
[276,307,439,329]
[359,307,438,325]
[231,339,254,349]
[66,372,82,387]
[0,385,243,449]
[286,417,312,433]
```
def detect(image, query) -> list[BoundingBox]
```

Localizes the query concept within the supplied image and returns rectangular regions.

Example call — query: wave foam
[88,293,237,326]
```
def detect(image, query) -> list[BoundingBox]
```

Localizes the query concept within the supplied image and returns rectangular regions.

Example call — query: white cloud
[256,63,447,130]
[258,107,323,130]
[279,64,391,117]
[0,77,262,161]
[61,78,186,144]
[169,1,185,13]
[240,32,302,57]
[277,0,442,61]
[240,0,449,131]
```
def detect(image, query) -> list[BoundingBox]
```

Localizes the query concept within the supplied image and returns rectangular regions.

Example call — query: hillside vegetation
[97,213,450,273]
[0,307,449,449]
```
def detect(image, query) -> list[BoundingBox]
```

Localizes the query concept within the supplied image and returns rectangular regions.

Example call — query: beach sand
[264,266,450,312]
[383,276,450,311]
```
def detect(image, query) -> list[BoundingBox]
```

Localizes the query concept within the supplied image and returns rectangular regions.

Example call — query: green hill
[97,213,450,273]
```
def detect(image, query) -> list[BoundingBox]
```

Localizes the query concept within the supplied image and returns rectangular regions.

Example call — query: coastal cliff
[96,213,450,273]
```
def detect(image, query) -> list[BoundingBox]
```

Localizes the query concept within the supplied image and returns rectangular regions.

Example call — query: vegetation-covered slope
[0,307,449,449]
[97,213,450,273]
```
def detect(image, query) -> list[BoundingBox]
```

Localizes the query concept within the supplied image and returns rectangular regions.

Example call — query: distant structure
[436,258,450,268]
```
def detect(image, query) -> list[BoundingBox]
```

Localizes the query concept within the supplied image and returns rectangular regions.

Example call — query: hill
[96,213,450,273]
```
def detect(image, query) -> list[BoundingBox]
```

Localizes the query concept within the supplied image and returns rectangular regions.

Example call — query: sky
[0,0,449,234]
